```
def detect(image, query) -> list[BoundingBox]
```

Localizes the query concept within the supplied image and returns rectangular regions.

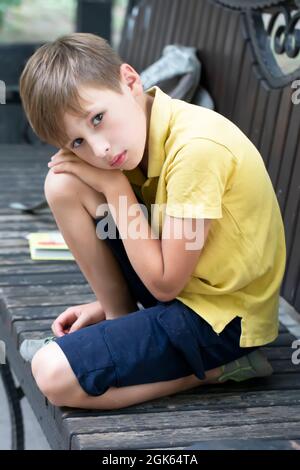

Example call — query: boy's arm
[105,176,210,301]
[49,152,210,301]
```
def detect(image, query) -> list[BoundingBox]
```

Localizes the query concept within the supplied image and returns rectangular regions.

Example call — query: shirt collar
[146,86,172,178]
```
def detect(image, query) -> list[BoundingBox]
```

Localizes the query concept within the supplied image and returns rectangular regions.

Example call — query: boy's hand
[52,301,106,337]
[48,148,125,193]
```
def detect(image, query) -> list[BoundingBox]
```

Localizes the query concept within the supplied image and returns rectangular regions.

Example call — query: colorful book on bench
[27,231,75,261]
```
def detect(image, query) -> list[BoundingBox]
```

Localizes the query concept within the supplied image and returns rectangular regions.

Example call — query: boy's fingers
[52,148,77,159]
[51,162,78,175]
[69,314,88,333]
[49,157,77,167]
[52,310,78,336]
[50,149,65,160]
[52,321,63,337]
[52,319,67,337]
[53,148,72,157]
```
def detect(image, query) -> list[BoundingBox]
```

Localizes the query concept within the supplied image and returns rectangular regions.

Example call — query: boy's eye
[72,113,104,149]
[92,113,104,126]
[72,138,83,149]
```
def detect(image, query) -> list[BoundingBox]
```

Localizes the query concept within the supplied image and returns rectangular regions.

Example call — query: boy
[19,33,285,410]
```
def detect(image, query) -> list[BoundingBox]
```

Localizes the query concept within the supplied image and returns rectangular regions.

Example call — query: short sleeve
[165,138,237,219]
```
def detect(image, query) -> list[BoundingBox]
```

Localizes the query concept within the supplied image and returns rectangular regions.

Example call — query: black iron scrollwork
[245,1,300,86]
[214,1,300,61]
[214,0,300,86]
[269,6,300,58]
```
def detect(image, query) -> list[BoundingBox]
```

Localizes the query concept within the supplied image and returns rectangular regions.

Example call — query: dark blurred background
[0,0,130,144]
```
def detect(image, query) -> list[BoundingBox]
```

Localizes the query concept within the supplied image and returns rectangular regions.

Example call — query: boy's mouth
[110,151,127,167]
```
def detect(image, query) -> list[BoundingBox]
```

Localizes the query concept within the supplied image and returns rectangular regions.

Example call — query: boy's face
[62,65,150,171]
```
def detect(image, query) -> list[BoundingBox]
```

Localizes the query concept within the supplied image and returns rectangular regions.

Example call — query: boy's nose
[89,139,111,160]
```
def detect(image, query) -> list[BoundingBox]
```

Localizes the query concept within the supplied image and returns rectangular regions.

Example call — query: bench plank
[64,405,300,447]
[71,421,300,450]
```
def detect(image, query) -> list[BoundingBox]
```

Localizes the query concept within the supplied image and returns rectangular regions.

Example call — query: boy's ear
[120,63,143,96]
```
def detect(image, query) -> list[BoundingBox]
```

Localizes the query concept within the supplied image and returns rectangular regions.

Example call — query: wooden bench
[1,0,300,450]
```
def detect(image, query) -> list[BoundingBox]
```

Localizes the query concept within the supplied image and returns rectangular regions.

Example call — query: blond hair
[19,33,123,147]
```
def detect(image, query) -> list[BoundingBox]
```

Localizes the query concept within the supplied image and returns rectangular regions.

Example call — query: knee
[44,169,81,207]
[31,343,68,407]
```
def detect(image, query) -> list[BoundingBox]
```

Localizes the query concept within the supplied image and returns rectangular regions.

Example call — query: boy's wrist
[102,170,129,197]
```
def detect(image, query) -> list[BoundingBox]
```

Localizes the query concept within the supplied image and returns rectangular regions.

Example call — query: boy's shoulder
[149,86,246,159]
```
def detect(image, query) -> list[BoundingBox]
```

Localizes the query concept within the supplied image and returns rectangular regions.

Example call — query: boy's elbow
[156,291,177,302]
[150,282,179,303]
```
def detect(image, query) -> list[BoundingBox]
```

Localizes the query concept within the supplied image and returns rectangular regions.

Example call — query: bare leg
[44,170,138,316]
[32,342,222,410]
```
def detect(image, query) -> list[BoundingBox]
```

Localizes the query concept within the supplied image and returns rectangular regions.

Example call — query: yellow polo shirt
[123,86,286,347]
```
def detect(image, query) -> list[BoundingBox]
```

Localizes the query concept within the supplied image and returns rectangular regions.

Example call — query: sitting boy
[19,33,286,410]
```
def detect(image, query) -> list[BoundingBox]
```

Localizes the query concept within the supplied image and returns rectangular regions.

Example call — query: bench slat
[70,420,300,450]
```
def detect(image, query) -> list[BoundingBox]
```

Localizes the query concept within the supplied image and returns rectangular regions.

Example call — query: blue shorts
[55,215,257,396]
